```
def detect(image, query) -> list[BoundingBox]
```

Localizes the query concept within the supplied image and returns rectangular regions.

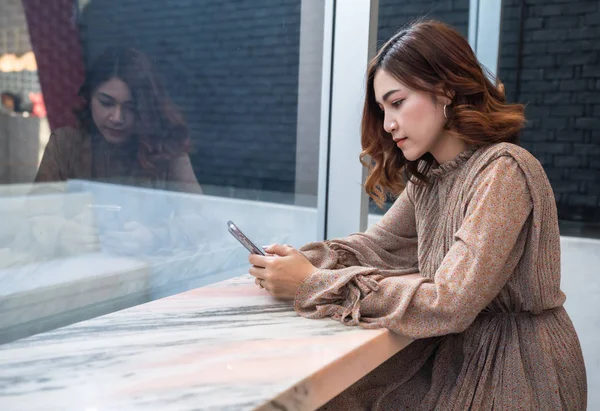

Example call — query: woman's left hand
[103,221,157,255]
[248,244,317,300]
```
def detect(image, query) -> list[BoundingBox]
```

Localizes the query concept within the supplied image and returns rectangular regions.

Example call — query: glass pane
[498,0,600,239]
[0,0,326,342]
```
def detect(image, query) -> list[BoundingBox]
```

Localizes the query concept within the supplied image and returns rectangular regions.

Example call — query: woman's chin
[401,149,419,162]
[102,131,132,145]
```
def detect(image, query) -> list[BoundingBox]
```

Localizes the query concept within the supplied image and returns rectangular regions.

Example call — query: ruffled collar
[91,129,138,158]
[428,146,478,180]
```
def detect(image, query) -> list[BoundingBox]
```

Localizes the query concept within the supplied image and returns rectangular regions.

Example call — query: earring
[443,104,448,119]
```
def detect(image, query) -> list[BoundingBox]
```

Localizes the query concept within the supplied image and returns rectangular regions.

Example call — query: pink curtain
[21,0,85,130]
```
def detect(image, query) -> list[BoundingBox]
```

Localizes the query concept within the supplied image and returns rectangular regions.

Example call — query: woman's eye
[392,99,404,107]
[99,100,113,107]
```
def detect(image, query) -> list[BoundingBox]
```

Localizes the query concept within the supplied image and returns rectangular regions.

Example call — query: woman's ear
[436,93,453,107]
[443,89,455,105]
[434,84,454,106]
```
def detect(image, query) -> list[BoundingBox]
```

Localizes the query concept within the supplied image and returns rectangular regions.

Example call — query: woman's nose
[110,105,125,124]
[383,116,398,134]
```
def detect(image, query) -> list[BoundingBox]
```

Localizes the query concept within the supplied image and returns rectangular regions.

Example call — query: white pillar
[315,0,334,241]
[469,0,504,77]
[324,0,379,239]
[294,0,326,205]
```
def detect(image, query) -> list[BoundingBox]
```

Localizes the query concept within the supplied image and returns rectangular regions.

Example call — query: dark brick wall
[378,0,470,45]
[0,71,41,99]
[498,0,600,223]
[0,0,41,100]
[0,0,33,55]
[78,0,301,192]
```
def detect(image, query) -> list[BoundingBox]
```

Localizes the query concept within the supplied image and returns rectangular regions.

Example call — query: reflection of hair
[361,20,526,207]
[75,46,190,172]
[1,92,20,112]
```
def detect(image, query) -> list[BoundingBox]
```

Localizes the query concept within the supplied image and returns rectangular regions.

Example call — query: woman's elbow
[403,308,476,338]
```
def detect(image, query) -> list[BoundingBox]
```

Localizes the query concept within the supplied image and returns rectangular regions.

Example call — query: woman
[31,46,202,256]
[35,46,201,194]
[247,20,587,410]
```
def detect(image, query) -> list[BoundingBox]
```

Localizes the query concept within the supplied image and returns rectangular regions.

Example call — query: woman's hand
[248,244,317,300]
[103,221,157,255]
[58,213,101,255]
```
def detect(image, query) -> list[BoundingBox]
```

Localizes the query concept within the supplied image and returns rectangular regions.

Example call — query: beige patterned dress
[296,143,587,410]
[34,127,201,193]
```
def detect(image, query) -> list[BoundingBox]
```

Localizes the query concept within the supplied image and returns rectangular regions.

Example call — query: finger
[102,236,138,251]
[260,245,277,257]
[72,226,98,237]
[76,244,100,253]
[73,212,91,224]
[62,238,99,253]
[62,233,98,245]
[63,219,93,230]
[261,279,272,294]
[63,224,97,237]
[248,253,271,267]
[263,244,294,257]
[67,239,99,251]
[103,231,130,242]
[105,242,140,254]
[254,277,266,289]
[248,265,266,279]
[123,221,140,231]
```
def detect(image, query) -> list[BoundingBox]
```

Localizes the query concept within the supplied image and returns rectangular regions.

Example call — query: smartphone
[86,204,123,232]
[227,220,266,256]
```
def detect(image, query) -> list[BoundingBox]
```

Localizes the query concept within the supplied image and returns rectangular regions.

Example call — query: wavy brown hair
[361,20,526,207]
[76,46,190,173]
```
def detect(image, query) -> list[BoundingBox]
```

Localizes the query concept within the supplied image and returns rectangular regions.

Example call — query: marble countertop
[0,253,150,344]
[0,241,260,344]
[0,274,412,410]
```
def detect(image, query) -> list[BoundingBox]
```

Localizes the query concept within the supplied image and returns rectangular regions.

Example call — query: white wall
[560,236,600,409]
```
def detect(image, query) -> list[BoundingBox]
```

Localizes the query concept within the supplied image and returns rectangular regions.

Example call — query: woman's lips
[106,127,127,135]
[395,137,408,147]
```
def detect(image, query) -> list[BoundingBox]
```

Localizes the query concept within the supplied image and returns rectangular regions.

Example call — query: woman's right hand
[57,213,101,255]
[27,213,100,256]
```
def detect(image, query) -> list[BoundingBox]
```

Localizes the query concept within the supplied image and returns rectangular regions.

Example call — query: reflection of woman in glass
[29,47,202,256]
[35,46,201,194]
[247,20,586,409]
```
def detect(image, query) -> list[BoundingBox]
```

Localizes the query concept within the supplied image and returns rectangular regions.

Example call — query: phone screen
[87,204,122,233]
[227,221,266,256]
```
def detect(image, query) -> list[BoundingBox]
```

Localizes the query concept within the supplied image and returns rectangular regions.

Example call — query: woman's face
[90,77,135,145]
[373,70,449,162]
